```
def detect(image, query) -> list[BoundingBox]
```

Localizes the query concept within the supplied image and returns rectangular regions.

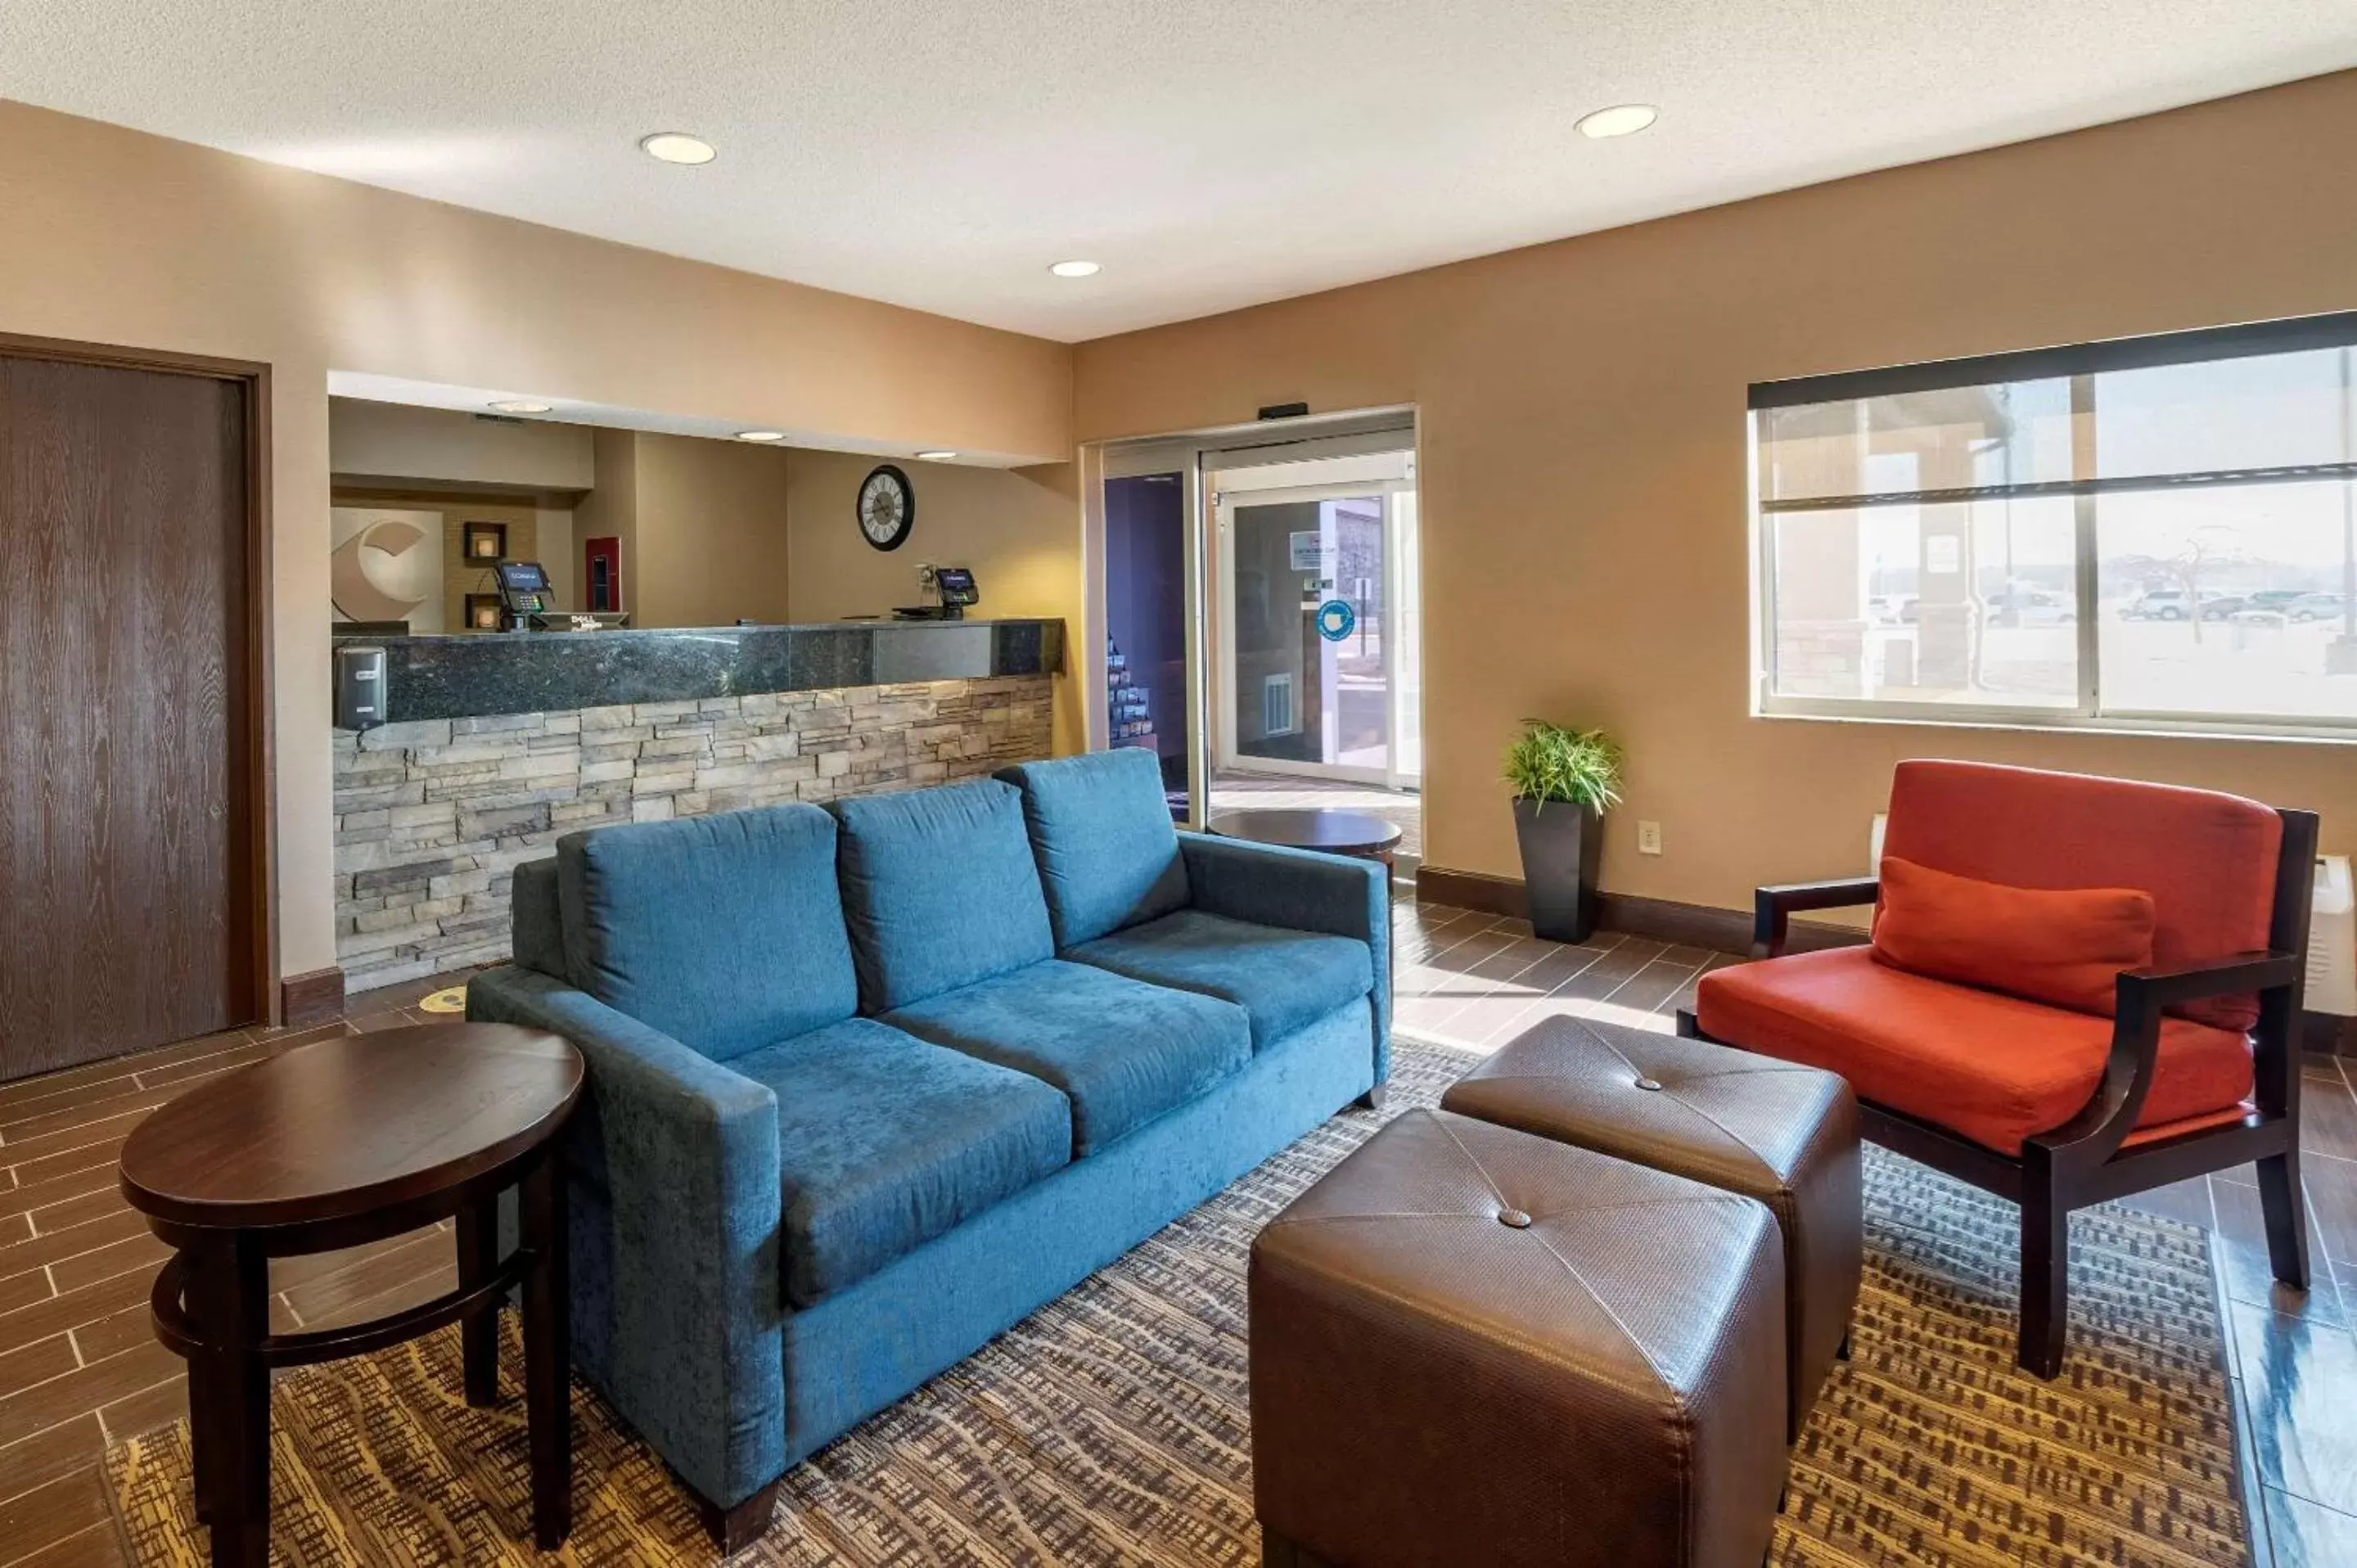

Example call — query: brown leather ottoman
[1441,1015,1861,1441]
[1250,1108,1787,1568]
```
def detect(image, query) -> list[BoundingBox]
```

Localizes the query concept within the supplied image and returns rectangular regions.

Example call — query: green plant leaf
[1501,719,1623,811]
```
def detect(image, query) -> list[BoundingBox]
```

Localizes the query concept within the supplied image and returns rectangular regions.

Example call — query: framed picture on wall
[464,593,503,631]
[462,521,508,562]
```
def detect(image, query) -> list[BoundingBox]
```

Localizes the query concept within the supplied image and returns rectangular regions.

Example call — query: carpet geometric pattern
[103,1036,2245,1566]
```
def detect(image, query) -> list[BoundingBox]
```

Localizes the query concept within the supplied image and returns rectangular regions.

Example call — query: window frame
[1749,311,2357,744]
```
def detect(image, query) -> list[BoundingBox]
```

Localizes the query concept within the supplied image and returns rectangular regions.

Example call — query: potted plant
[1502,719,1623,943]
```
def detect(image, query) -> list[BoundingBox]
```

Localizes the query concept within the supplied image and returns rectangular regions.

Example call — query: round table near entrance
[118,1023,583,1568]
[1206,807,1404,867]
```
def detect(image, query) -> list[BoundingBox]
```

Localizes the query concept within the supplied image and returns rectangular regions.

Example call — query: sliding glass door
[1214,479,1419,788]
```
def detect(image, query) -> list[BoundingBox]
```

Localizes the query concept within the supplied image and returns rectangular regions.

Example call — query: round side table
[119,1023,583,1568]
[1206,807,1404,867]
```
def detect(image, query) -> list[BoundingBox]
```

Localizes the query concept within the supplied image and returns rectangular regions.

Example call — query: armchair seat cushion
[886,960,1252,1156]
[1695,948,2252,1156]
[729,1017,1073,1308]
[1066,908,1373,1052]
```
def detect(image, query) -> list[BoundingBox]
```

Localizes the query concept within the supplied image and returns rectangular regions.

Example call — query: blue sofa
[466,747,1390,1539]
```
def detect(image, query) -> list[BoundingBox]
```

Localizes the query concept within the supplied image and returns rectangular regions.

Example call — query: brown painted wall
[609,432,795,629]
[1074,71,2357,912]
[784,451,1086,755]
[0,98,1070,980]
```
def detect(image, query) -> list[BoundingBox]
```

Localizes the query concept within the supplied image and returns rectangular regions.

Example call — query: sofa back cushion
[997,749,1190,947]
[557,804,858,1061]
[1871,855,2156,1016]
[830,779,1056,1011]
[1882,759,2283,1032]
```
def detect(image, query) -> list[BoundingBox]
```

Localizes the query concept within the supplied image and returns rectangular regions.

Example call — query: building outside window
[1751,314,2357,737]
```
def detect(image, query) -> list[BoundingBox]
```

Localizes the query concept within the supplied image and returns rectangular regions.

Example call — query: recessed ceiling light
[915,450,958,462]
[736,430,786,443]
[1048,259,1101,279]
[639,132,717,165]
[487,399,552,415]
[1576,104,1658,140]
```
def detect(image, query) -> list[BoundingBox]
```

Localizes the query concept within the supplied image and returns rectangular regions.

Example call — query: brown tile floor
[0,900,2350,1566]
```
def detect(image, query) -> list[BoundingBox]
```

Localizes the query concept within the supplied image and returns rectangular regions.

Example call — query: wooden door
[0,350,259,1079]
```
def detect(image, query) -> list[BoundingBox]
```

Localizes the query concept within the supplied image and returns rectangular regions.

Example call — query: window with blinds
[1750,313,2357,736]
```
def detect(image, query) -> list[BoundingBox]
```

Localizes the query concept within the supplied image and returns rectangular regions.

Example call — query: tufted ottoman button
[1497,1208,1532,1228]
[1634,1077,1663,1092]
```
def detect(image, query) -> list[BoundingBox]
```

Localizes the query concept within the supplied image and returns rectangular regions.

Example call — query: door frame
[1211,478,1416,788]
[0,331,277,1027]
[1084,408,1420,829]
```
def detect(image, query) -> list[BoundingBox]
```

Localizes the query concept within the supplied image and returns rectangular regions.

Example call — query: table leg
[182,1268,220,1526]
[521,1144,572,1549]
[187,1234,271,1568]
[455,1196,501,1407]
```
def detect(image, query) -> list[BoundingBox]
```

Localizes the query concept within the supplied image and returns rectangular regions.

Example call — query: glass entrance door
[1215,479,1419,788]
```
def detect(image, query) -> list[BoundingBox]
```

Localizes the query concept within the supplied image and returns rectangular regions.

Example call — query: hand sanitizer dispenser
[335,644,387,732]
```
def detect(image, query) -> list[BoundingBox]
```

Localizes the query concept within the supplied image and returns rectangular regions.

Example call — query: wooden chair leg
[2255,1146,2311,1291]
[2018,1169,2069,1381]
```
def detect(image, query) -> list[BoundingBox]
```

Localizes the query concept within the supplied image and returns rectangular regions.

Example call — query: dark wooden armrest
[2114,951,2301,1010]
[2038,949,2301,1160]
[1751,877,1879,959]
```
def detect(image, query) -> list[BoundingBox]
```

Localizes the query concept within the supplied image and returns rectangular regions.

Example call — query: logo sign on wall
[1316,599,1356,642]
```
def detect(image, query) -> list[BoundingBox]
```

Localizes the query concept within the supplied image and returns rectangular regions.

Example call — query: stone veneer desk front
[331,620,1064,993]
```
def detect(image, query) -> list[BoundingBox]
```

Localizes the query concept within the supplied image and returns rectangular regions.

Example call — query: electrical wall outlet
[1636,820,1663,855]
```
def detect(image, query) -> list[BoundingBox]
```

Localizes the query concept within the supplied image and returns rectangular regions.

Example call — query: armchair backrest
[1882,760,2283,1031]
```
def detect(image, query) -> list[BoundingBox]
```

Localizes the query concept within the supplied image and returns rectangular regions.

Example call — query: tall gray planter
[1512,796,1602,944]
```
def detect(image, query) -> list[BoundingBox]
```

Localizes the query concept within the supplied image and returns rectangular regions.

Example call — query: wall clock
[857,464,915,552]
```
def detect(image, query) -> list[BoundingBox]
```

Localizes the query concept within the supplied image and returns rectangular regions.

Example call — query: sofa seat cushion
[729,1017,1073,1308]
[886,960,1252,1156]
[1066,908,1373,1052]
[1695,948,2252,1156]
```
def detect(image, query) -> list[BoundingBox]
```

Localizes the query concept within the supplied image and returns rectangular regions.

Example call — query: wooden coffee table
[1206,807,1404,867]
[119,1023,583,1567]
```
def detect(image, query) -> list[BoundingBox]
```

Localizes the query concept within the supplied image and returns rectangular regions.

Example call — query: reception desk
[336,617,1064,724]
[332,618,1064,992]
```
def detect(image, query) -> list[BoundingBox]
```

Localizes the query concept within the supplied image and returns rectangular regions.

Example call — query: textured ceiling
[5,2,2354,341]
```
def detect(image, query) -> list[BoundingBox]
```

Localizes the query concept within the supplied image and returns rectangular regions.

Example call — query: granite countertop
[331,616,1048,642]
[336,617,1065,726]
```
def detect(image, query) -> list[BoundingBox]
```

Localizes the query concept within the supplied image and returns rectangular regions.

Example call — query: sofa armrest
[1178,831,1391,1077]
[1753,877,1880,959]
[466,965,786,1509]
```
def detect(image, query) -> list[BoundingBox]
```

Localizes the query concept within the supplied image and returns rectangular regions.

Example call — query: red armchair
[1679,760,2318,1377]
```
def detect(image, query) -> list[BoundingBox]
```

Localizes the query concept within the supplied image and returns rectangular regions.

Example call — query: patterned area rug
[104,1035,2246,1566]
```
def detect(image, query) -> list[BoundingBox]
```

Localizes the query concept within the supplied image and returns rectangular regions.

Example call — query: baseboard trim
[1417,865,1866,956]
[280,966,346,1029]
[2305,1010,2357,1059]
